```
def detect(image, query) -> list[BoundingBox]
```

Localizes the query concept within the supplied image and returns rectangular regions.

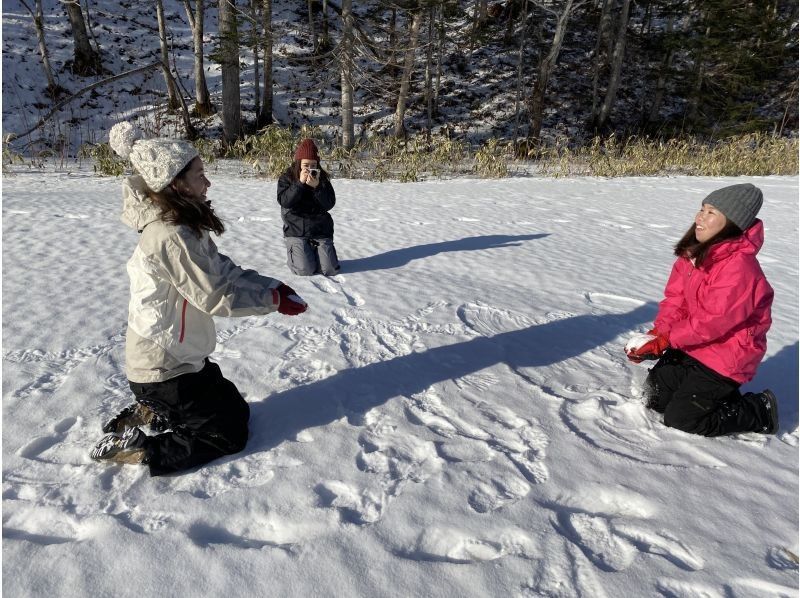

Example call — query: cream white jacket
[122,176,281,383]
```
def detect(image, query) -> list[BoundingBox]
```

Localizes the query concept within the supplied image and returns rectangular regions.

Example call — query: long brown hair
[674,219,743,267]
[148,158,225,237]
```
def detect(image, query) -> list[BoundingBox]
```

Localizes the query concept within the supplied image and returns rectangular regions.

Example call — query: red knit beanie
[294,138,320,162]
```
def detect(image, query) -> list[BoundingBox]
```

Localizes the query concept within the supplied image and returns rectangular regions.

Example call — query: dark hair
[674,219,743,266]
[286,160,330,183]
[148,157,225,237]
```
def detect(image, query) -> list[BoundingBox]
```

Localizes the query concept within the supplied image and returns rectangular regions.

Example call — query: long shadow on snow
[248,302,657,454]
[340,233,549,273]
[748,341,798,433]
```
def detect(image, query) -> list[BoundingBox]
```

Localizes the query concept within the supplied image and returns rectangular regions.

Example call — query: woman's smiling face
[695,203,727,242]
[175,157,210,201]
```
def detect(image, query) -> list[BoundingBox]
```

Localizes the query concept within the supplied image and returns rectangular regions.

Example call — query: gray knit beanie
[701,183,763,231]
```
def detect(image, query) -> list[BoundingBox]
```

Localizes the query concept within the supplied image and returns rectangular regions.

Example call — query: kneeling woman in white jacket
[90,122,308,475]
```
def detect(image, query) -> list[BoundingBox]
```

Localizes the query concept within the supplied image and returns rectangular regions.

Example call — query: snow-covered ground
[2,171,798,597]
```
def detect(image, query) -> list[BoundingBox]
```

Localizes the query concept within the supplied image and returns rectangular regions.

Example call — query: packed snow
[2,171,798,596]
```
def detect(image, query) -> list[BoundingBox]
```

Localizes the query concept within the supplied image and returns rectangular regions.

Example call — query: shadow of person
[248,302,657,454]
[340,233,549,273]
[747,341,798,433]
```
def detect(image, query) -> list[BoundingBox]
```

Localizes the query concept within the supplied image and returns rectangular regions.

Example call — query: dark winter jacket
[276,170,336,238]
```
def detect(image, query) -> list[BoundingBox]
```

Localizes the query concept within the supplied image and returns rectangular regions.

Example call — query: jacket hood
[121,175,162,232]
[704,218,764,265]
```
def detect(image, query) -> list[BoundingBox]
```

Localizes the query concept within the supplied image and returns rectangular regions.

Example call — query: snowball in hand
[625,333,657,353]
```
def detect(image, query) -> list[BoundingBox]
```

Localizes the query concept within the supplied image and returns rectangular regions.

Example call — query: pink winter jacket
[654,219,773,384]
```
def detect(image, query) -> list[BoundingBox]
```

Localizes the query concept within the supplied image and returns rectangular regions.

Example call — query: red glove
[272,283,308,316]
[625,328,669,363]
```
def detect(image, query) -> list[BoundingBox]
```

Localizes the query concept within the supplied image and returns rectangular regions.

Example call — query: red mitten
[272,283,308,316]
[625,328,669,363]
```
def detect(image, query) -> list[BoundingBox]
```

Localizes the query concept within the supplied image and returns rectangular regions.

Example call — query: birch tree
[595,0,631,130]
[339,0,355,148]
[20,0,60,95]
[394,9,423,138]
[528,0,582,143]
[218,0,241,144]
[156,0,180,110]
[182,0,214,116]
[258,0,273,128]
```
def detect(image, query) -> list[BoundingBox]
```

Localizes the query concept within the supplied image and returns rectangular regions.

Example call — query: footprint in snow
[405,387,549,512]
[655,578,724,598]
[543,482,703,573]
[170,451,302,498]
[522,536,610,598]
[559,391,727,468]
[16,416,80,462]
[3,503,82,546]
[311,276,365,307]
[315,481,386,525]
[402,526,537,564]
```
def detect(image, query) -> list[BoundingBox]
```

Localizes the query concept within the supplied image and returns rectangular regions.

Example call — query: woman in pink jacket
[625,183,778,436]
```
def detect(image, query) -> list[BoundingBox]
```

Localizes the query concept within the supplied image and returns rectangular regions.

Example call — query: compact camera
[307,168,320,178]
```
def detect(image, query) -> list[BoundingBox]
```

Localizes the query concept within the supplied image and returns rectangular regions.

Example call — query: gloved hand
[625,328,669,363]
[273,283,308,316]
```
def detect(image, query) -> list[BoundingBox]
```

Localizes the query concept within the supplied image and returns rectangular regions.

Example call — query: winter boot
[90,427,148,464]
[102,402,166,434]
[759,389,779,434]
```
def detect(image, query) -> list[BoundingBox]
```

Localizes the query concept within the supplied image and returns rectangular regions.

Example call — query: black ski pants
[644,349,767,436]
[129,360,250,476]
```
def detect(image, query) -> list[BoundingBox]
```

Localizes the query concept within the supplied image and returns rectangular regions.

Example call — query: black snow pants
[644,349,768,436]
[129,360,250,476]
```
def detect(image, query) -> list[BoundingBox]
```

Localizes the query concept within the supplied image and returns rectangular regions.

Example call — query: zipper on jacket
[179,298,188,343]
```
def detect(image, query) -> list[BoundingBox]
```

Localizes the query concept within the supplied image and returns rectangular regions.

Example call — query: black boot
[102,402,167,434]
[759,389,780,434]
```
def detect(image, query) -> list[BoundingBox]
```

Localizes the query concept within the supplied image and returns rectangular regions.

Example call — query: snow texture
[2,171,798,597]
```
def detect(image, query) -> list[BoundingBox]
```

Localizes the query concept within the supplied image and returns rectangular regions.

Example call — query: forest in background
[4,1,799,178]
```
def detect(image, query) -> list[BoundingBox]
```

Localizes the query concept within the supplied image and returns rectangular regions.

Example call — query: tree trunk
[64,1,101,76]
[339,0,355,148]
[513,0,529,141]
[687,18,710,124]
[388,7,397,72]
[20,0,58,93]
[433,7,444,118]
[82,0,102,58]
[646,14,673,125]
[394,10,423,138]
[528,0,577,143]
[424,5,435,139]
[183,0,213,116]
[321,0,330,49]
[308,0,318,55]
[156,0,180,110]
[219,0,241,144]
[596,0,631,130]
[251,0,260,119]
[589,0,612,125]
[258,0,273,127]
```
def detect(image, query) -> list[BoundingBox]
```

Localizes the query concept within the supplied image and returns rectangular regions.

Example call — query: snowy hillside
[2,171,797,596]
[5,1,796,158]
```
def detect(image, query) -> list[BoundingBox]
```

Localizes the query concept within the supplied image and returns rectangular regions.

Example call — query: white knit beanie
[109,122,199,192]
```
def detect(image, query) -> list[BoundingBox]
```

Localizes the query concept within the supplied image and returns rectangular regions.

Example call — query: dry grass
[29,130,797,181]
